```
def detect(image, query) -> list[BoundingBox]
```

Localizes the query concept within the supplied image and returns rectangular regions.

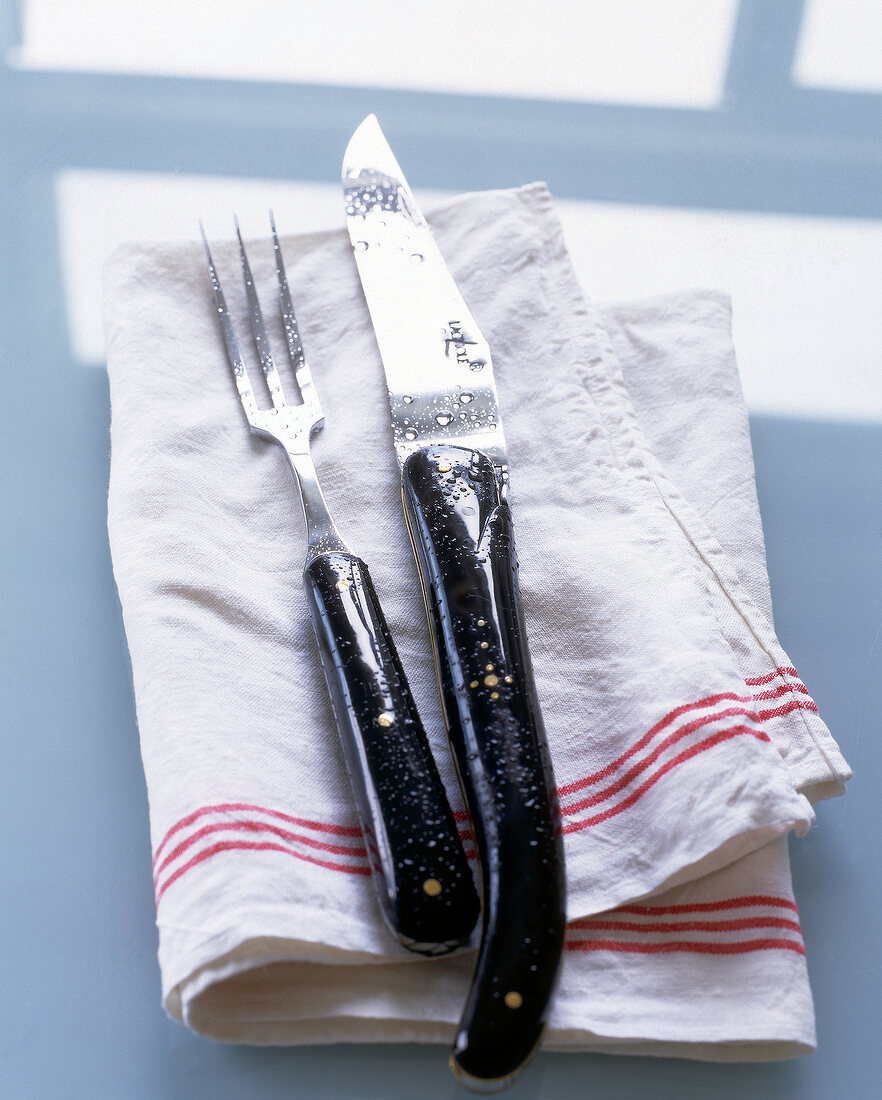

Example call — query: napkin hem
[519,183,850,800]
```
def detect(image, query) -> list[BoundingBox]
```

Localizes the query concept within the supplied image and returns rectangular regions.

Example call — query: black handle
[402,445,566,1089]
[303,550,479,955]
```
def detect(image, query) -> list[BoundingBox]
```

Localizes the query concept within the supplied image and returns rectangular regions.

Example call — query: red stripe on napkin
[153,819,369,886]
[557,691,754,799]
[757,699,819,721]
[565,893,804,956]
[155,839,373,905]
[744,667,799,686]
[752,683,810,701]
[153,803,478,905]
[562,726,770,834]
[559,706,762,817]
[565,938,805,956]
[153,801,362,868]
[568,916,801,935]
[616,895,799,916]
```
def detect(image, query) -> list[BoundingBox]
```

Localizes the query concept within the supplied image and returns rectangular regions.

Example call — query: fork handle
[303,550,480,954]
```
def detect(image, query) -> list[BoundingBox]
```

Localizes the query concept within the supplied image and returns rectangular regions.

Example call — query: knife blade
[342,115,566,1091]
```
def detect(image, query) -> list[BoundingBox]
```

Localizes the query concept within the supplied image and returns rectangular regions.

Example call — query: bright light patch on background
[55,170,420,366]
[559,199,882,426]
[14,0,738,108]
[794,0,882,92]
[57,170,882,424]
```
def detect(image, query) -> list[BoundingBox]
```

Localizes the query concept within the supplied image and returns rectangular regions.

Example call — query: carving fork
[200,216,478,954]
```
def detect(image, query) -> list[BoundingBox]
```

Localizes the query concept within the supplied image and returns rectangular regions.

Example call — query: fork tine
[200,222,261,424]
[234,216,286,409]
[269,211,320,412]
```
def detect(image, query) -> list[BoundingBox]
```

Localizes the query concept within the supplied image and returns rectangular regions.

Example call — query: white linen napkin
[104,183,850,1059]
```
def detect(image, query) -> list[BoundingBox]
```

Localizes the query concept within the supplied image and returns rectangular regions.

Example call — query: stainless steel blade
[342,114,508,473]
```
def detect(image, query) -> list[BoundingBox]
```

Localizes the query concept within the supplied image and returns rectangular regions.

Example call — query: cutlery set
[202,116,565,1092]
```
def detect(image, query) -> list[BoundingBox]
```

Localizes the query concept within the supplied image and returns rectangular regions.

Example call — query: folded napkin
[104,183,850,1059]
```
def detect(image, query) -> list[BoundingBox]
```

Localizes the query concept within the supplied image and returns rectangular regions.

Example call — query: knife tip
[345,113,381,155]
[342,114,395,185]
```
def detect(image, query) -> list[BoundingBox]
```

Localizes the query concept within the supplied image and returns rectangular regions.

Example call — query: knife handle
[401,445,566,1089]
[303,549,480,955]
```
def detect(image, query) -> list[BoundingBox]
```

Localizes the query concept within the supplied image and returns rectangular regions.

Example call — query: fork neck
[284,449,348,562]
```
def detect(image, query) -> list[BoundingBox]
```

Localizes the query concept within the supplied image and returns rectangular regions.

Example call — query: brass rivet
[490,691,500,700]
[479,641,489,649]
[469,680,479,688]
[437,461,452,473]
[423,878,442,896]
[377,712,394,728]
[504,675,514,684]
[485,663,494,672]
[484,674,499,687]
[504,991,523,1009]
[477,619,486,627]
[335,579,351,591]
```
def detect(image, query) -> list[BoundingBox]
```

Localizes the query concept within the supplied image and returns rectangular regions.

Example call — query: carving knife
[342,115,566,1091]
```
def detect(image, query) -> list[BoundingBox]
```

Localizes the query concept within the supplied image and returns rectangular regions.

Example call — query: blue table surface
[2,5,881,1096]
